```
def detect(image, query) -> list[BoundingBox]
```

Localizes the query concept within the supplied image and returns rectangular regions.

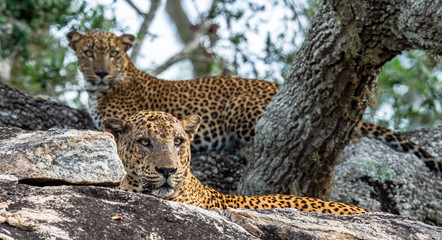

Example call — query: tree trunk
[238,0,442,198]
[0,82,95,130]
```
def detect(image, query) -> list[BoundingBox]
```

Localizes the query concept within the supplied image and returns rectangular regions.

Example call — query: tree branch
[152,21,212,76]
[161,0,219,76]
[125,0,145,16]
[165,0,194,44]
[127,0,161,62]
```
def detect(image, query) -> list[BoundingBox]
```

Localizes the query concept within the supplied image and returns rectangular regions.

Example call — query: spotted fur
[104,111,371,215]
[67,31,441,176]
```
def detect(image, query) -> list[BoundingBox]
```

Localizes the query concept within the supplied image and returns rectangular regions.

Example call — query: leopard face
[66,31,135,91]
[104,110,371,215]
[104,111,201,198]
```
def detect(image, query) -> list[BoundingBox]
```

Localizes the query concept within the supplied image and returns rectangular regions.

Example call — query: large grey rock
[0,179,440,240]
[191,150,246,194]
[0,125,440,237]
[0,82,95,130]
[331,127,442,226]
[0,128,125,186]
[225,208,441,239]
[0,179,255,240]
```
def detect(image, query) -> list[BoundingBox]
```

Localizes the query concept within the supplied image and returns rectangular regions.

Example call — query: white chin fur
[86,82,110,91]
[151,186,175,198]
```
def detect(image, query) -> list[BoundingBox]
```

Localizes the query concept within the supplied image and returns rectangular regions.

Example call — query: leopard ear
[182,114,201,136]
[103,118,127,139]
[118,34,136,51]
[66,31,84,51]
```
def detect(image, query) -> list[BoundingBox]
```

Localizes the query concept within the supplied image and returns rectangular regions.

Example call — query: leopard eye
[84,50,93,57]
[174,138,184,147]
[110,51,119,57]
[138,138,151,148]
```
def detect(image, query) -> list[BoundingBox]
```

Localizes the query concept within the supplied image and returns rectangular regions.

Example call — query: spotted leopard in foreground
[67,31,441,176]
[104,111,371,215]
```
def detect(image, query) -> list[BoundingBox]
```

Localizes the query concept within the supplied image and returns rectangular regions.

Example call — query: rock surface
[0,125,440,240]
[0,82,95,130]
[330,127,442,226]
[191,150,246,194]
[0,178,255,240]
[0,178,441,240]
[0,128,125,187]
[225,208,441,240]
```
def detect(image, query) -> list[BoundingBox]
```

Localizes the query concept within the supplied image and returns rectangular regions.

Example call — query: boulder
[330,127,442,226]
[191,150,246,194]
[0,128,125,187]
[0,179,440,240]
[0,82,95,130]
[0,178,254,240]
[0,126,440,239]
[225,208,441,239]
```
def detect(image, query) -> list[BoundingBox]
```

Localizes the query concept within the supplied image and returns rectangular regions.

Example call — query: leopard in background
[67,31,441,177]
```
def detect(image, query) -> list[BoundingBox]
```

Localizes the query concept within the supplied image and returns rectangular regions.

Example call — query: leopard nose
[95,71,109,78]
[155,167,177,178]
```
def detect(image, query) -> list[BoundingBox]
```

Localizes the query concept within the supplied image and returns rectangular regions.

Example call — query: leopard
[66,30,441,176]
[103,110,371,215]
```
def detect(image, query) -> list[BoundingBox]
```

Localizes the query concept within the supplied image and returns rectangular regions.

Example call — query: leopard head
[104,111,201,198]
[66,31,135,90]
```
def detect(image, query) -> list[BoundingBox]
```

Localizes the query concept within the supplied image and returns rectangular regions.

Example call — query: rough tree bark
[238,0,442,198]
[0,82,95,130]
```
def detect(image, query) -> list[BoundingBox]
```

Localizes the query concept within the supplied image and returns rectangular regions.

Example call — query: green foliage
[263,33,297,81]
[304,0,323,22]
[1,0,70,59]
[365,51,442,130]
[207,1,311,83]
[0,0,115,102]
